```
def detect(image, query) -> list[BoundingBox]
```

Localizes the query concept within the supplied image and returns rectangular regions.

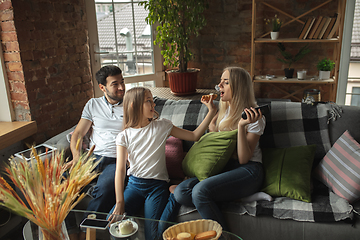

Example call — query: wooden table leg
[86,228,96,240]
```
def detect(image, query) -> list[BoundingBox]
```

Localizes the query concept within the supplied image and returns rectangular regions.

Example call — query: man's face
[100,74,125,104]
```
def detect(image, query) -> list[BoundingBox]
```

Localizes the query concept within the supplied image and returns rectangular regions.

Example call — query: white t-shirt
[220,107,266,163]
[81,96,124,158]
[116,118,173,182]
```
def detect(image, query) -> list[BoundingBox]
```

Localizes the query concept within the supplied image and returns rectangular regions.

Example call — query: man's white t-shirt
[81,96,124,158]
[116,118,173,182]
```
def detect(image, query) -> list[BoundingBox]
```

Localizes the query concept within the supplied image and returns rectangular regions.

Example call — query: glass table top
[23,209,242,240]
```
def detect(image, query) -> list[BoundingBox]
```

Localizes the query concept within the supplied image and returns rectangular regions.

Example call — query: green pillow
[182,129,238,181]
[261,145,317,203]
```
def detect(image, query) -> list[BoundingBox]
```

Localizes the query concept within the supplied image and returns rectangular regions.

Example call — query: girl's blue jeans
[174,160,263,231]
[109,175,179,240]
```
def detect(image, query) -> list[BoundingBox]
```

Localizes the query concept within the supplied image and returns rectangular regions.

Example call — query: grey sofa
[44,97,360,240]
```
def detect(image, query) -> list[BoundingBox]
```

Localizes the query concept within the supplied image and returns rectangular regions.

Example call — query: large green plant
[139,0,208,72]
[277,43,311,69]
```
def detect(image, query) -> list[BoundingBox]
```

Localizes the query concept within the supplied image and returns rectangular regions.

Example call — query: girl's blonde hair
[216,67,257,131]
[123,87,159,129]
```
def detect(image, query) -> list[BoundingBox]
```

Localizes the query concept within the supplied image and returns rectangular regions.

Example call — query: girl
[108,87,216,240]
[174,67,267,230]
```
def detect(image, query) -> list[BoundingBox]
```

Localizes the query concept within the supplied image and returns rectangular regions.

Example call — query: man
[66,65,125,240]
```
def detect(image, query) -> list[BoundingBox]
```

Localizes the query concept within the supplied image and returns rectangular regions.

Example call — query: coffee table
[23,209,242,240]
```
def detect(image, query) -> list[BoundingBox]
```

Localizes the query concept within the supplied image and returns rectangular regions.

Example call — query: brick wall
[0,0,93,144]
[189,0,339,101]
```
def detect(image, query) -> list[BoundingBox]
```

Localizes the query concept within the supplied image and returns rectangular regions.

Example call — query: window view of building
[95,0,155,87]
[346,0,360,106]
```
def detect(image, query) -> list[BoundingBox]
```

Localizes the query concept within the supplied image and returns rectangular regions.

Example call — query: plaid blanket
[260,101,332,167]
[179,180,354,223]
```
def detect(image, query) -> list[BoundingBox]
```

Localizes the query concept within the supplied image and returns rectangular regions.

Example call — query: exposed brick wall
[0,0,93,144]
[189,0,339,101]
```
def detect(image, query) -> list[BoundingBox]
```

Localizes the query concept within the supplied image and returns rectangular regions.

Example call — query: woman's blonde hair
[216,67,257,131]
[123,87,159,129]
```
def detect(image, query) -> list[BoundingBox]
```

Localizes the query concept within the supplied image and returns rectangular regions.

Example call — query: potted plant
[139,0,208,95]
[277,43,311,78]
[317,58,335,80]
[264,14,282,40]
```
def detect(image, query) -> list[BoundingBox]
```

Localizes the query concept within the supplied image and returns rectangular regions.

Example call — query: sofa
[44,97,360,240]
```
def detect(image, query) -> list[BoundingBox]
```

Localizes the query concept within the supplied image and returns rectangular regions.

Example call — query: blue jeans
[174,160,263,231]
[65,154,117,233]
[109,175,180,240]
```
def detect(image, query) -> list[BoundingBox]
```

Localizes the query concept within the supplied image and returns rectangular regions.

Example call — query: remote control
[241,105,270,120]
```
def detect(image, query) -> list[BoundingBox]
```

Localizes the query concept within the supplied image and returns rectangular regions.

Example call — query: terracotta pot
[166,68,199,96]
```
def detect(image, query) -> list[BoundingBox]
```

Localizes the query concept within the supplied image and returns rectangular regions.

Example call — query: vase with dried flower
[265,14,282,40]
[0,141,99,240]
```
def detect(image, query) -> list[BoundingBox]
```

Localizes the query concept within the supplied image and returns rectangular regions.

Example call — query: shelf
[253,76,334,84]
[254,38,340,43]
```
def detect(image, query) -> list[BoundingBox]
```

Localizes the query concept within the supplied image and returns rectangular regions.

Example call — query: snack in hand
[201,93,218,102]
[119,220,134,235]
[194,230,217,240]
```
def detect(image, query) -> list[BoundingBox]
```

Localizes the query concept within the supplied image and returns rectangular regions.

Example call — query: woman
[174,67,267,230]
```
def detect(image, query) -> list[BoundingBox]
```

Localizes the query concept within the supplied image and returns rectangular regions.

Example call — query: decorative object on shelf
[139,0,208,95]
[265,14,282,31]
[270,31,279,40]
[297,70,307,80]
[302,89,321,105]
[0,142,100,240]
[277,43,311,78]
[317,58,335,80]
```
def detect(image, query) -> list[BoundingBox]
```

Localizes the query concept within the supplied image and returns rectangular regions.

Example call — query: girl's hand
[239,107,263,127]
[108,202,125,223]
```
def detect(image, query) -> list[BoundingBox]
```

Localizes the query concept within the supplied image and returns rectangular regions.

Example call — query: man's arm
[66,118,92,169]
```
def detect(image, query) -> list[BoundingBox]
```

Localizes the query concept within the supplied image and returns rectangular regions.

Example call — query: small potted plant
[264,14,282,39]
[317,58,335,80]
[277,43,311,78]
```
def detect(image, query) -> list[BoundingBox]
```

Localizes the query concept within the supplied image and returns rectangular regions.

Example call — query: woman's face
[218,70,232,102]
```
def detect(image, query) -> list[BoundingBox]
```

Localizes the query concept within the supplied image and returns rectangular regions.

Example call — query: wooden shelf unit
[251,0,347,102]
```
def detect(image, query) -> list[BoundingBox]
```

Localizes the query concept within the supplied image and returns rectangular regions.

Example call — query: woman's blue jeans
[174,161,263,231]
[109,175,179,240]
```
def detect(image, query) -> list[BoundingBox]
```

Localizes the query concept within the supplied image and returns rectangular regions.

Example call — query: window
[86,0,163,96]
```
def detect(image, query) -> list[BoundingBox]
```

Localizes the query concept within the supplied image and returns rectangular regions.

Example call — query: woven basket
[162,219,222,240]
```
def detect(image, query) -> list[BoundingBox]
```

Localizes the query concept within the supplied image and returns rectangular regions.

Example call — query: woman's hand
[239,107,263,127]
[201,94,217,113]
[108,202,125,223]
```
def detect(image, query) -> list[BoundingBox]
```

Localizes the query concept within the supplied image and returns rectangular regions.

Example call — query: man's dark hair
[95,65,122,86]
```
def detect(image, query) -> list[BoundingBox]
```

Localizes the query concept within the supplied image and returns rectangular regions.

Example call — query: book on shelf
[322,16,336,39]
[298,17,315,39]
[313,17,328,39]
[326,14,341,39]
[318,17,332,39]
[307,16,323,39]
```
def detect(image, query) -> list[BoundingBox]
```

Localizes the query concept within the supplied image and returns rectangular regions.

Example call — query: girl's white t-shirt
[219,107,266,163]
[116,118,173,182]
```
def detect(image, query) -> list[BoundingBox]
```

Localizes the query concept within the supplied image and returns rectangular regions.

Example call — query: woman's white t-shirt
[219,107,266,163]
[116,118,173,182]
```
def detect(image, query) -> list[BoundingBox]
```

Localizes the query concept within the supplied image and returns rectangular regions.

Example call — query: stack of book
[298,14,340,39]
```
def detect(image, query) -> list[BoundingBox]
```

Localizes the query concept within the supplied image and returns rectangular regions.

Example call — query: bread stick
[194,230,217,240]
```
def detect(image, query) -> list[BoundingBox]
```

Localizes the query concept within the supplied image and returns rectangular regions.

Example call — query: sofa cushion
[260,102,331,168]
[262,145,317,202]
[315,130,360,203]
[165,136,185,180]
[182,129,238,181]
